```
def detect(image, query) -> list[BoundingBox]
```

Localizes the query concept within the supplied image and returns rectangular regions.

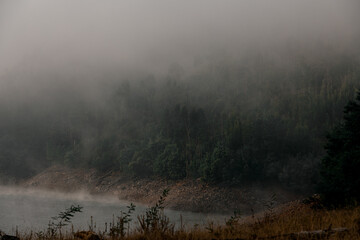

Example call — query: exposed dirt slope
[23,165,300,214]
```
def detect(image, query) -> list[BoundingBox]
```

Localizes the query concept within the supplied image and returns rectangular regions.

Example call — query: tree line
[0,48,359,193]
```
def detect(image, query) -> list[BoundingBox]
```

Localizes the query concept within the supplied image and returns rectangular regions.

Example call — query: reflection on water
[0,186,225,234]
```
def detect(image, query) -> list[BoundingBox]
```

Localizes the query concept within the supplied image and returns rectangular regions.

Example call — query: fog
[1,0,359,77]
[0,185,120,203]
[0,0,358,107]
[0,0,360,187]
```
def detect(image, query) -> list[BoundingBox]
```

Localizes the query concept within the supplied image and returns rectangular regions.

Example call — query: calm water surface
[0,186,225,234]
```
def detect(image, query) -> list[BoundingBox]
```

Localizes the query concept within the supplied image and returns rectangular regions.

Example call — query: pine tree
[319,91,360,206]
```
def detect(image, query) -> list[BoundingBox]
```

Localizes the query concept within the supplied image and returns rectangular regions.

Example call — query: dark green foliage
[129,137,169,177]
[319,91,360,205]
[154,144,186,180]
[201,142,232,182]
[90,137,118,172]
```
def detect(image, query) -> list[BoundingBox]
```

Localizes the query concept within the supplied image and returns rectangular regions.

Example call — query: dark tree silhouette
[319,91,360,205]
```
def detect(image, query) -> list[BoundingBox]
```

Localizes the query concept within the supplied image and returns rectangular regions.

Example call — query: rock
[302,194,324,209]
[0,231,20,240]
[1,235,20,240]
[74,231,100,240]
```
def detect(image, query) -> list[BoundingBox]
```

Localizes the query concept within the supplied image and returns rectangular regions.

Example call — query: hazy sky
[0,0,359,78]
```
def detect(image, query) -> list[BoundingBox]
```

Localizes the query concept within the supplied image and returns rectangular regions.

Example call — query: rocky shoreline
[22,165,300,214]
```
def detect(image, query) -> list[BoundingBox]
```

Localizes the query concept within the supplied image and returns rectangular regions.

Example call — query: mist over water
[0,186,224,234]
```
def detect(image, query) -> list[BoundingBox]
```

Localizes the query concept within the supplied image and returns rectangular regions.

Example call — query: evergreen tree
[319,91,360,205]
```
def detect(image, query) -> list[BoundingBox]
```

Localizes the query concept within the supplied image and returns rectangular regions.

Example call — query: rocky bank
[23,165,300,214]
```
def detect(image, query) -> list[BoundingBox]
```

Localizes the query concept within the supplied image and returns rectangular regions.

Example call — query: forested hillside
[0,46,359,192]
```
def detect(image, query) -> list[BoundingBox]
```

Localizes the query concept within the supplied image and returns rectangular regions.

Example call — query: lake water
[0,186,226,234]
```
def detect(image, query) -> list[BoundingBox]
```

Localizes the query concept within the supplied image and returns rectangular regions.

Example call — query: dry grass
[16,200,360,240]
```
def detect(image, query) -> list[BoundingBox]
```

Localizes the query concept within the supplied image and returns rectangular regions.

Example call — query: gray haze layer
[1,0,359,78]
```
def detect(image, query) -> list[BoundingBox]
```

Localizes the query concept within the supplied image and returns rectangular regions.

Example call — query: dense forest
[0,45,359,192]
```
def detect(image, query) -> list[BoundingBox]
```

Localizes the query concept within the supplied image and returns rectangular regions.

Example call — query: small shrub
[110,203,136,238]
[137,189,174,235]
[47,204,83,237]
